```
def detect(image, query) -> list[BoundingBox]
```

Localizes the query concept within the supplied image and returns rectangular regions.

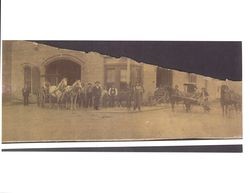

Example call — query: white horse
[62,80,82,110]
[47,78,67,108]
[48,85,64,108]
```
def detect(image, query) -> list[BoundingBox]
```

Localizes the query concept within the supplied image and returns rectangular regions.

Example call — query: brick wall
[143,63,157,101]
[3,41,241,103]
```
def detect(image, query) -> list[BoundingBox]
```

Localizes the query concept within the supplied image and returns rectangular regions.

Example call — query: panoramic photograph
[2,40,242,143]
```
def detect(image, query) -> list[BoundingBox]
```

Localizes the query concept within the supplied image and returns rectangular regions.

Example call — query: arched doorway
[45,59,81,85]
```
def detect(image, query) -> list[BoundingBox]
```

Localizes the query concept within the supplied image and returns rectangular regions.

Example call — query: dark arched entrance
[45,59,81,85]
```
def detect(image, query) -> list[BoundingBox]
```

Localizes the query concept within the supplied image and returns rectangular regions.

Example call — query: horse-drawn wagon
[169,83,210,112]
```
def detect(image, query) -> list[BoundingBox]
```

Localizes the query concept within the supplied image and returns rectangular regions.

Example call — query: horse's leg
[74,95,77,110]
[171,100,175,112]
[70,95,74,110]
[185,102,190,113]
[221,104,224,116]
[49,96,52,108]
[73,95,77,110]
[234,103,238,114]
[41,94,45,108]
[185,103,188,112]
[57,96,60,110]
[225,104,228,117]
[65,97,68,109]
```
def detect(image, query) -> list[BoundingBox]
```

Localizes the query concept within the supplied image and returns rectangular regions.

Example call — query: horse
[46,78,69,109]
[61,80,82,110]
[220,85,241,117]
[166,87,183,111]
[48,85,64,109]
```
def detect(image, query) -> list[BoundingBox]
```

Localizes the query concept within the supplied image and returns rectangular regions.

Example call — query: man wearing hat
[92,81,102,110]
[22,83,30,106]
[86,83,93,108]
[108,83,118,107]
[133,82,144,111]
[200,87,210,112]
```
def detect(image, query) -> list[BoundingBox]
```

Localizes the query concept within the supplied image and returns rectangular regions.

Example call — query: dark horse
[220,85,241,117]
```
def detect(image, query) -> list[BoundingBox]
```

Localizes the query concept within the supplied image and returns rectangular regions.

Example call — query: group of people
[23,78,211,112]
[77,81,145,111]
[37,78,145,111]
[79,81,102,110]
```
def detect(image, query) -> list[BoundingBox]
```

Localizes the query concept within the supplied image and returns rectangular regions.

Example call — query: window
[120,69,127,90]
[105,65,142,90]
[32,67,40,94]
[106,68,115,83]
[131,66,142,85]
[120,69,127,82]
[24,66,31,90]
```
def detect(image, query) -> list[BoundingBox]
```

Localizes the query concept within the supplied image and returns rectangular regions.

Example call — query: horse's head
[72,80,82,93]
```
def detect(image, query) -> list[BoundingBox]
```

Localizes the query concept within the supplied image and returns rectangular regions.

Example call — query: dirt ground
[2,102,242,143]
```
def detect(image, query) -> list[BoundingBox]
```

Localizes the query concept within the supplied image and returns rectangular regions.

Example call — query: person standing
[79,82,86,108]
[102,86,109,108]
[22,84,30,106]
[86,83,93,108]
[133,82,144,111]
[126,83,134,111]
[200,87,210,112]
[108,84,118,107]
[92,81,102,110]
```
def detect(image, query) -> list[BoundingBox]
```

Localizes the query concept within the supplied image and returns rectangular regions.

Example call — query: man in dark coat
[92,81,102,110]
[126,83,134,111]
[86,83,93,108]
[133,82,144,111]
[108,84,118,107]
[22,84,30,106]
[200,87,210,112]
[79,82,86,108]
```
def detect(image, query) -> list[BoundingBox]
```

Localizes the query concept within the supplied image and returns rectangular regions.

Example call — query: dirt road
[2,103,242,142]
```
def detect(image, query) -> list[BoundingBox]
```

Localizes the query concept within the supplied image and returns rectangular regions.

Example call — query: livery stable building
[2,41,241,104]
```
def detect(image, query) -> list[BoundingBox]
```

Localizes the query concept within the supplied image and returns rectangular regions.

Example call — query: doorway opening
[45,59,81,85]
[156,67,173,88]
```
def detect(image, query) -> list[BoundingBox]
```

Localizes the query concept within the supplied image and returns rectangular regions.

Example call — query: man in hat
[101,86,109,108]
[173,85,181,96]
[92,81,102,110]
[79,82,86,108]
[86,83,93,108]
[133,82,144,111]
[200,87,210,112]
[22,83,30,106]
[108,83,118,107]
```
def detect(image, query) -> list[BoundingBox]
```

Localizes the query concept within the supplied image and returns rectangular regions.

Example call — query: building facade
[2,41,241,103]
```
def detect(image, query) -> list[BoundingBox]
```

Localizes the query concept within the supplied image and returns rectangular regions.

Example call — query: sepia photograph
[2,40,242,143]
[2,1,250,193]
